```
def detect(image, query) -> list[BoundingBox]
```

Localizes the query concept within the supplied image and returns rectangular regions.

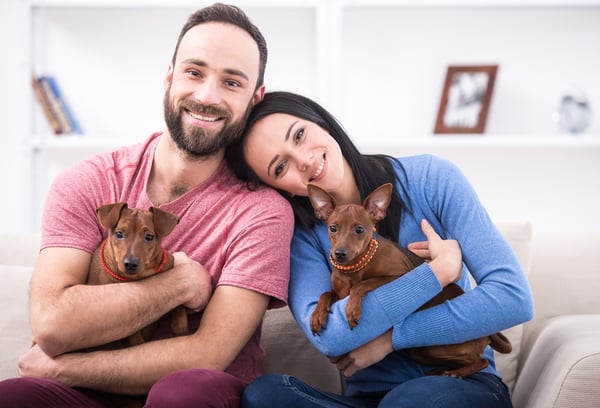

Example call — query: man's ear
[164,63,174,91]
[253,84,265,105]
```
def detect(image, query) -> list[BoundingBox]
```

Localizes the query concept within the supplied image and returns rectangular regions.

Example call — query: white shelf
[20,0,600,233]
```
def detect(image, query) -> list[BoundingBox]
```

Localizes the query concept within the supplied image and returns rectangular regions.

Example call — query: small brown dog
[88,202,188,347]
[307,183,511,378]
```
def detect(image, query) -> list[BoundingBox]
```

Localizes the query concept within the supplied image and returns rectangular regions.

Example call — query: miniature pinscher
[88,202,188,347]
[307,183,511,378]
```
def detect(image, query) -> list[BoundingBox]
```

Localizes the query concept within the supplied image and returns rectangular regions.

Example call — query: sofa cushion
[261,306,342,394]
[0,265,33,379]
[492,221,533,394]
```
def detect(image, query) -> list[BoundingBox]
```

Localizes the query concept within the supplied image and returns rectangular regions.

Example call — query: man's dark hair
[172,3,267,90]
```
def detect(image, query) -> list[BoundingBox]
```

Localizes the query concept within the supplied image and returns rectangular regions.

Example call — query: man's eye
[225,79,241,87]
[274,161,287,177]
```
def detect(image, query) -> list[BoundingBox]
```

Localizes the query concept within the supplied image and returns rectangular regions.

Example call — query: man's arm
[30,247,210,357]
[20,285,269,395]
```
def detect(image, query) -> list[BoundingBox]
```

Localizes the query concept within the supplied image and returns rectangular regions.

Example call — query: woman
[227,91,533,407]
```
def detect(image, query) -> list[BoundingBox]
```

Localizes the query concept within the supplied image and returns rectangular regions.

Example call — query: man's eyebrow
[266,121,298,177]
[180,59,249,82]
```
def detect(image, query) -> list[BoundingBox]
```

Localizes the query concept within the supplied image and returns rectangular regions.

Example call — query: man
[0,3,293,407]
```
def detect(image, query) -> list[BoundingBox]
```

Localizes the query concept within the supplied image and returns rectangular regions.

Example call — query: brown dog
[307,183,511,378]
[88,202,188,347]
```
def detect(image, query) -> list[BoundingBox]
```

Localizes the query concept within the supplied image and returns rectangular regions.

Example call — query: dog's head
[96,202,179,278]
[307,183,393,266]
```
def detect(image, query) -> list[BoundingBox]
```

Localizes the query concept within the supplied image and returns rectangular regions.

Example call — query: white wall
[0,1,599,236]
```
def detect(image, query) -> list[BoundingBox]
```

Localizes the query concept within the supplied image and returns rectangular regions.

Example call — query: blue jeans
[241,372,513,408]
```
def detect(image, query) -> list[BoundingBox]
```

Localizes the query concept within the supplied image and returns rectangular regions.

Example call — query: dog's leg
[310,291,339,335]
[346,276,399,329]
[170,306,189,337]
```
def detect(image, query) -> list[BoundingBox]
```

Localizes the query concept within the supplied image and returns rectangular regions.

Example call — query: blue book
[42,75,83,135]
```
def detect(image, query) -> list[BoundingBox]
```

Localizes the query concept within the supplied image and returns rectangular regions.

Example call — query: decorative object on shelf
[32,74,83,136]
[434,65,498,135]
[553,88,591,134]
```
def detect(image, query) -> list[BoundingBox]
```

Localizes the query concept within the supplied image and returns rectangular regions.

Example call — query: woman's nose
[297,152,313,172]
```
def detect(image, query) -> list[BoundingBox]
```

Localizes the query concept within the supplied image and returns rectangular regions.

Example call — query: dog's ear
[96,202,128,230]
[150,207,180,237]
[364,183,393,222]
[307,184,336,221]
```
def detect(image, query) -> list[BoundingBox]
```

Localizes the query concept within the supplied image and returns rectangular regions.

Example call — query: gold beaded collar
[329,238,379,274]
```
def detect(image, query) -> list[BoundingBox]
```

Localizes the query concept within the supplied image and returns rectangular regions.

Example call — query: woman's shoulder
[392,153,460,178]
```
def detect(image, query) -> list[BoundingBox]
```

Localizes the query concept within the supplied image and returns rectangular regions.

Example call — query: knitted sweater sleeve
[388,155,534,349]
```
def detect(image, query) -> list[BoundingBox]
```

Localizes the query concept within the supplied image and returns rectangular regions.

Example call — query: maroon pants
[0,369,247,407]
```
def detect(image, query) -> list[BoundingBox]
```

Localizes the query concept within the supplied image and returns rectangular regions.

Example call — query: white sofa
[2,223,600,408]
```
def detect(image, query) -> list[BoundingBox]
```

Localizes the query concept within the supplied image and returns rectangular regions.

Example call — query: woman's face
[243,113,345,197]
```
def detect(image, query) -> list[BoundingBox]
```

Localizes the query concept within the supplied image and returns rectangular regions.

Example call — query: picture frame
[434,65,498,134]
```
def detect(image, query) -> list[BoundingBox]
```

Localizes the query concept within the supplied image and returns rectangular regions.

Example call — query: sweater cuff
[372,262,441,326]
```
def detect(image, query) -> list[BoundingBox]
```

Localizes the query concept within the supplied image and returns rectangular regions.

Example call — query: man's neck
[147,132,225,206]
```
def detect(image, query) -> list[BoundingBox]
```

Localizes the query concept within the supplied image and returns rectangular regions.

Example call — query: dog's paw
[345,302,362,330]
[310,308,329,335]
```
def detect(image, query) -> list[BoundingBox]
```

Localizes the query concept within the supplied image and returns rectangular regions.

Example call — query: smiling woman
[227,90,533,408]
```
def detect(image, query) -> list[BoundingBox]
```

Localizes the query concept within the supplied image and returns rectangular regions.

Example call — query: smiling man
[0,4,293,407]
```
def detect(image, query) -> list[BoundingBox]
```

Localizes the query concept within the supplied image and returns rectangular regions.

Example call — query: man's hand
[172,252,212,312]
[18,343,62,383]
[329,330,393,377]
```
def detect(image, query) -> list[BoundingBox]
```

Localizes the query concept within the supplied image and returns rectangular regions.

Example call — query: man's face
[164,22,264,158]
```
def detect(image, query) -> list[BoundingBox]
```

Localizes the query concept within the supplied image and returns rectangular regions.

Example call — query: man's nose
[193,78,221,106]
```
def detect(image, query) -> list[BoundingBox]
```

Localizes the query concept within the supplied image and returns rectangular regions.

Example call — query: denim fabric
[242,372,513,408]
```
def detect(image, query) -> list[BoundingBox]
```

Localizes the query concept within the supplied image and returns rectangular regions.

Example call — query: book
[31,73,62,135]
[38,76,72,134]
[42,75,83,135]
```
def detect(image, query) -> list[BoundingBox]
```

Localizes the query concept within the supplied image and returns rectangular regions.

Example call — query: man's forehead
[176,22,260,78]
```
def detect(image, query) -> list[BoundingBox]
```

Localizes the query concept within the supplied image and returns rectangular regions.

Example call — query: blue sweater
[288,154,534,395]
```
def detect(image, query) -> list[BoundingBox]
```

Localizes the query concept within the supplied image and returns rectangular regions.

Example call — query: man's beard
[164,93,252,158]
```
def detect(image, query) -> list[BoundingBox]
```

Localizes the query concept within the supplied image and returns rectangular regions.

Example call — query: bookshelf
[15,0,600,232]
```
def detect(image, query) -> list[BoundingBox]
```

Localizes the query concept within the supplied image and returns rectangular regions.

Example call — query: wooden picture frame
[434,65,498,134]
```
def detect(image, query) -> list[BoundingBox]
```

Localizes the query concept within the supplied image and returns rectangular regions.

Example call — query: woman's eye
[274,160,287,177]
[294,128,304,142]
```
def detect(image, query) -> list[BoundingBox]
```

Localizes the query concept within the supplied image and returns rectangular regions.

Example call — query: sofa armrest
[511,315,600,408]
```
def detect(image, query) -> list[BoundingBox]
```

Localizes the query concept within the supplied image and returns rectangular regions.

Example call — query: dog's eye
[145,233,155,242]
[355,226,365,234]
[329,225,337,233]
[115,231,124,239]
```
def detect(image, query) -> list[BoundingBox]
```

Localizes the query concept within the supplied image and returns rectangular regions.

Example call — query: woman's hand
[408,219,462,286]
[329,330,393,377]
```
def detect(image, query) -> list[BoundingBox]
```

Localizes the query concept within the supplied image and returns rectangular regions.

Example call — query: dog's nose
[124,257,139,273]
[334,248,347,261]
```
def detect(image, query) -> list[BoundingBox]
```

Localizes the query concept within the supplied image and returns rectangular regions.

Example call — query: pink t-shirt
[41,132,294,383]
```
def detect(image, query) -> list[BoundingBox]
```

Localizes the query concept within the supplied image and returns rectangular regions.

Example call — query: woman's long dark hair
[226,91,410,242]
